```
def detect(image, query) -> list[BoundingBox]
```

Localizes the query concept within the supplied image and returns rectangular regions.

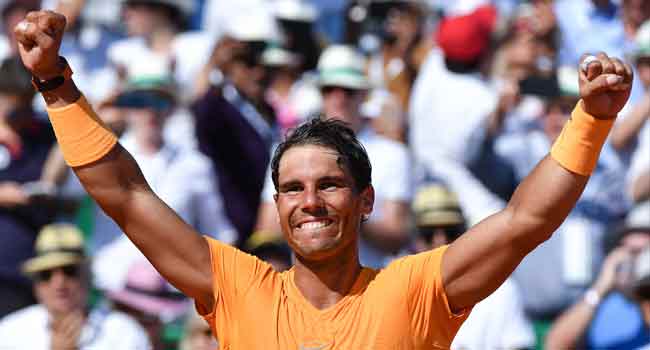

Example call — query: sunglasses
[321,86,359,96]
[417,225,465,243]
[35,265,81,282]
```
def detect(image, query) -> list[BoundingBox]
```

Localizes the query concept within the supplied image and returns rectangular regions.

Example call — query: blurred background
[0,0,649,349]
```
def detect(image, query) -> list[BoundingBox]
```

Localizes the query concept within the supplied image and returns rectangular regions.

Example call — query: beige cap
[22,224,85,275]
[412,184,464,227]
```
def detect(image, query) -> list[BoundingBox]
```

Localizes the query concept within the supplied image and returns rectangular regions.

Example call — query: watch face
[33,76,65,92]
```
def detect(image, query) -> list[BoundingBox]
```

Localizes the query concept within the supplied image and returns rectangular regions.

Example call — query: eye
[319,182,340,192]
[280,184,302,195]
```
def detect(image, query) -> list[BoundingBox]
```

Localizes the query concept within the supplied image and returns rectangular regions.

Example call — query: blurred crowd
[0,0,649,349]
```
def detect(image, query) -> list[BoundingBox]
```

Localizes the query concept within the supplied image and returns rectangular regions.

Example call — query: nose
[300,187,326,215]
[49,269,67,286]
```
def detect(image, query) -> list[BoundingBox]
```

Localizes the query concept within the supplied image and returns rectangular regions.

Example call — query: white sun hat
[317,45,370,90]
[273,0,318,22]
[224,9,281,42]
[122,0,195,18]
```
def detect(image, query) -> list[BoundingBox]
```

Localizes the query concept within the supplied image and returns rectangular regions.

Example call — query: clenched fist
[13,11,66,80]
[579,53,633,119]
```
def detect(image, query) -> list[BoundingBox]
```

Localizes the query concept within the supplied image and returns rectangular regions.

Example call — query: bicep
[442,156,587,312]
[73,146,213,305]
[441,210,529,312]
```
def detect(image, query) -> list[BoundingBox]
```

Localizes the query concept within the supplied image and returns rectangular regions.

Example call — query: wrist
[583,288,602,308]
[34,57,68,81]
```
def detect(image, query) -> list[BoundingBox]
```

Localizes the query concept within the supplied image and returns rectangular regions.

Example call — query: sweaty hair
[271,117,372,193]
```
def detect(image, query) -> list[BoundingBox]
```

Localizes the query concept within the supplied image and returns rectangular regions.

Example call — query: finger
[39,11,66,40]
[581,73,627,96]
[623,60,634,85]
[24,19,56,53]
[580,54,602,81]
[597,52,616,75]
[13,21,37,50]
[609,58,631,91]
[61,311,84,336]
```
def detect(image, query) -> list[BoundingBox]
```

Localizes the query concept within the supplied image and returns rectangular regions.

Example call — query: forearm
[631,170,650,202]
[506,156,588,243]
[507,101,614,243]
[545,301,596,350]
[40,146,69,186]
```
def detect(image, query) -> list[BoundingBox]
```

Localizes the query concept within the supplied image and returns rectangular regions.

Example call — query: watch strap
[31,57,73,92]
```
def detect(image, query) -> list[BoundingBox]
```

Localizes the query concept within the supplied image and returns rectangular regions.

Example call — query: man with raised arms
[13,10,633,349]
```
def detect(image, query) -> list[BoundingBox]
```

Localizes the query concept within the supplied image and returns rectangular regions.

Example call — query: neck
[293,242,362,310]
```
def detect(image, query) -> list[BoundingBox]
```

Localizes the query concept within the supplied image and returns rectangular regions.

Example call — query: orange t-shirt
[198,237,471,349]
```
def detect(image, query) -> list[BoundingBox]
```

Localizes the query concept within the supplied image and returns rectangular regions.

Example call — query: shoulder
[173,147,215,173]
[107,37,147,63]
[0,304,46,330]
[101,310,147,332]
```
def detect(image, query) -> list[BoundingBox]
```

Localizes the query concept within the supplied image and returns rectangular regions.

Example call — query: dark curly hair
[271,117,372,193]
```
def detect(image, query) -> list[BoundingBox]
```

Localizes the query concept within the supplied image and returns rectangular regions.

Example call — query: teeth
[300,220,330,229]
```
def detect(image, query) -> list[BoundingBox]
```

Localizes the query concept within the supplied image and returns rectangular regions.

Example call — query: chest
[218,290,426,350]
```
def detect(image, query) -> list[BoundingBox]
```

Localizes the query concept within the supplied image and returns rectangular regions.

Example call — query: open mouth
[296,219,334,230]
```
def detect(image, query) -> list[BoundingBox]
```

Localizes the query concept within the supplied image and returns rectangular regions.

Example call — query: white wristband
[583,289,601,307]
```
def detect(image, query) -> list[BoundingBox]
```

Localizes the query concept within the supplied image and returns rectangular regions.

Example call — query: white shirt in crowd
[627,121,650,198]
[0,35,9,62]
[261,127,413,268]
[0,304,151,350]
[107,32,214,103]
[451,278,536,350]
[92,133,235,291]
[409,49,504,225]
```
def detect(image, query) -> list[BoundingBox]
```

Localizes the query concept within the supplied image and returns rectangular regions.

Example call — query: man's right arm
[14,11,214,310]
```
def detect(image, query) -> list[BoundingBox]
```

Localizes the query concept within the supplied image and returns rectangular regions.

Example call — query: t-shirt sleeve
[389,245,472,347]
[196,236,278,331]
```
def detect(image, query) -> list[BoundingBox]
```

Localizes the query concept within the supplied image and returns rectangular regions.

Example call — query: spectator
[409,4,507,225]
[191,15,278,244]
[554,0,626,66]
[256,45,413,268]
[0,224,150,349]
[179,308,218,350]
[272,0,322,73]
[411,184,536,350]
[108,259,190,350]
[546,202,650,349]
[91,59,235,288]
[262,44,308,134]
[610,20,650,156]
[38,0,124,104]
[0,56,56,317]
[365,0,431,110]
[109,0,213,102]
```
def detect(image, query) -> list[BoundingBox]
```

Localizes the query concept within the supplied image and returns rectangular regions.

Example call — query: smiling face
[274,145,374,261]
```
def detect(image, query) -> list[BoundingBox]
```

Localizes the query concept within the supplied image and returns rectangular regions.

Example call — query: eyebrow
[278,175,350,190]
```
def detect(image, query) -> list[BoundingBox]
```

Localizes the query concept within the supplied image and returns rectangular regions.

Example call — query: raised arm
[14,11,214,310]
[441,53,634,312]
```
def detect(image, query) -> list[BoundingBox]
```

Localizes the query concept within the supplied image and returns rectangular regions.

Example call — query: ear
[360,185,375,216]
[273,193,278,203]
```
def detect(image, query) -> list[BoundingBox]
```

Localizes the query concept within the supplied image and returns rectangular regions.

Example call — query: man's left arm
[441,53,633,312]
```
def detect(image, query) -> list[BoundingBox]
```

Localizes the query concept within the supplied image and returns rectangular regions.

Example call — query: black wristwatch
[31,57,73,92]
